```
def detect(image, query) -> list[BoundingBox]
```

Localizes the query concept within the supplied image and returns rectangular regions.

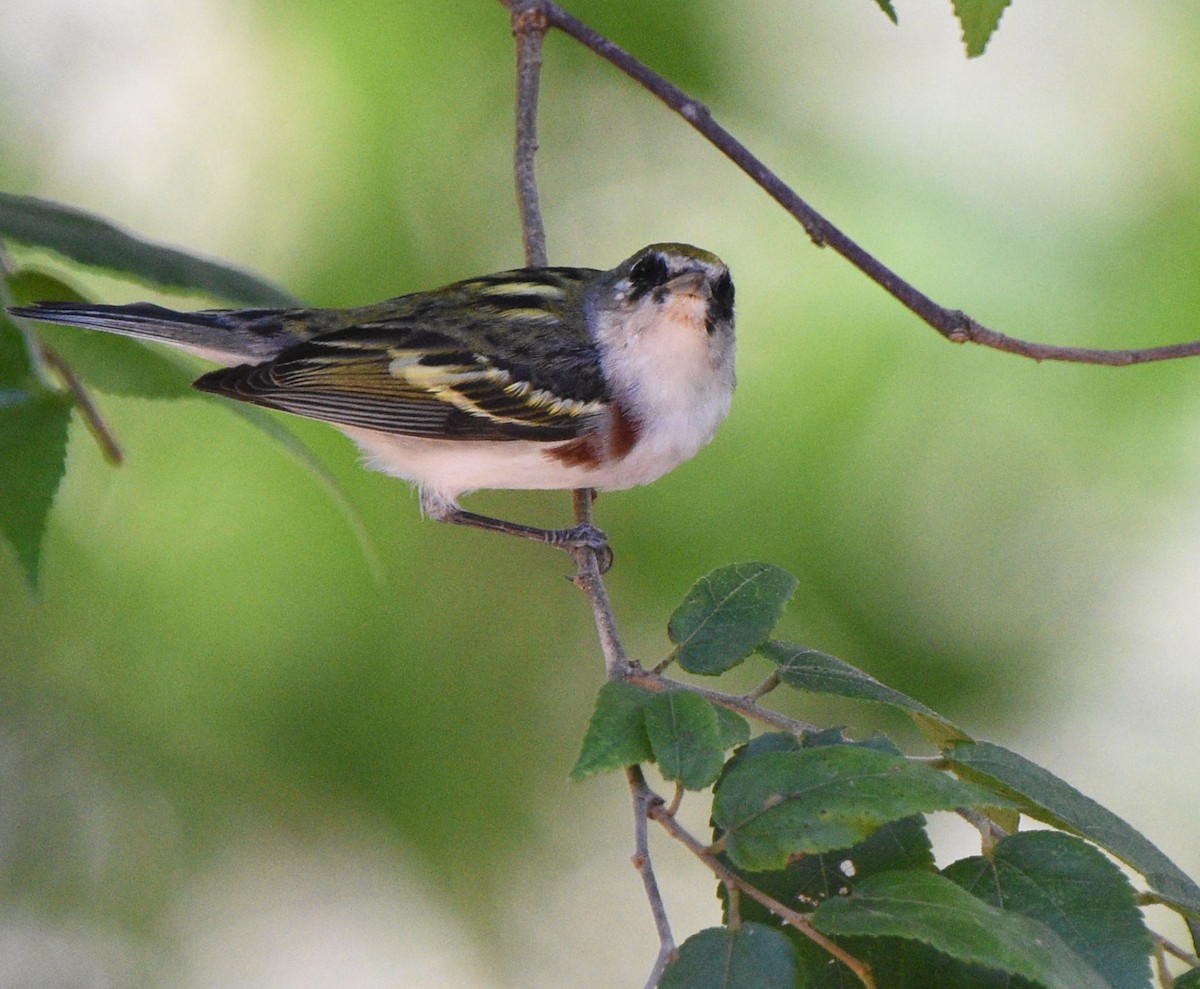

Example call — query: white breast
[587,286,735,490]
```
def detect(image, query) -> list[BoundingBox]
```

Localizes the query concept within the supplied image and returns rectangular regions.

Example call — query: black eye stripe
[710,271,735,323]
[628,252,670,300]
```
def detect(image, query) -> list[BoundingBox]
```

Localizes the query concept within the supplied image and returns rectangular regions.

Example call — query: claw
[557,524,614,574]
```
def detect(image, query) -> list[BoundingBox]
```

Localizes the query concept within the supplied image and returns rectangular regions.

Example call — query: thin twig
[570,488,632,678]
[2,243,124,465]
[38,344,124,465]
[639,775,876,989]
[627,767,677,988]
[494,0,1200,367]
[1152,938,1173,989]
[510,1,549,267]
[507,0,627,672]
[1154,931,1200,968]
[628,667,819,736]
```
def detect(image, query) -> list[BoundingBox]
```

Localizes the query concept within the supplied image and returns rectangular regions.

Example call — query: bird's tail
[7,300,312,365]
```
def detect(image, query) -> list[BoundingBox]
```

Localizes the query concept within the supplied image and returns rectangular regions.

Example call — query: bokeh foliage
[2,2,1199,985]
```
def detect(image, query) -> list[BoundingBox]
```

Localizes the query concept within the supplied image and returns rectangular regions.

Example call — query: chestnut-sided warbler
[12,243,735,566]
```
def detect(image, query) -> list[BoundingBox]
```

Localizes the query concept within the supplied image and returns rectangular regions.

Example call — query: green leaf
[951,0,1012,58]
[760,640,969,745]
[945,831,1153,989]
[659,923,800,989]
[1175,970,1200,989]
[644,691,727,791]
[0,391,74,587]
[722,814,933,929]
[812,871,1112,989]
[8,269,195,399]
[570,682,654,781]
[871,0,898,24]
[944,740,1200,921]
[715,705,752,750]
[758,735,934,906]
[0,310,35,389]
[795,814,934,899]
[715,732,803,797]
[669,562,797,675]
[712,746,1010,871]
[0,193,298,307]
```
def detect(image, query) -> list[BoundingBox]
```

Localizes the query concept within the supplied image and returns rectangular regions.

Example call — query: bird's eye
[710,270,735,322]
[628,252,670,299]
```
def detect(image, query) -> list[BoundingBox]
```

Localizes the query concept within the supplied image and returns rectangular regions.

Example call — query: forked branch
[499,0,1200,366]
[632,770,876,989]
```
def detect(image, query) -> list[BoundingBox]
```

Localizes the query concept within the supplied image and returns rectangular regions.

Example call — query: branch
[1152,930,1200,968]
[496,0,1200,367]
[509,2,549,267]
[38,344,124,465]
[570,488,632,679]
[627,767,676,988]
[635,772,876,989]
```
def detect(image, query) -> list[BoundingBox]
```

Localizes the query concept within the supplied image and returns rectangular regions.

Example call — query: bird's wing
[193,320,609,442]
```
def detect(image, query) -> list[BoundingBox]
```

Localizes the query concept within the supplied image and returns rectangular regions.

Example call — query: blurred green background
[3,2,1200,985]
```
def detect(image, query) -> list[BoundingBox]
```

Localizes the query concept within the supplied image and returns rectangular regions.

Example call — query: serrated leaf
[946,831,1153,989]
[951,0,1012,58]
[945,740,1200,922]
[0,391,73,587]
[760,640,969,745]
[644,691,726,790]
[8,269,195,399]
[669,562,797,675]
[659,923,800,989]
[712,746,1011,871]
[813,870,1112,989]
[871,0,898,24]
[570,681,654,781]
[0,193,297,307]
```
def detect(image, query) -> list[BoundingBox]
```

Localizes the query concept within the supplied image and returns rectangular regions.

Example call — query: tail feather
[8,301,308,364]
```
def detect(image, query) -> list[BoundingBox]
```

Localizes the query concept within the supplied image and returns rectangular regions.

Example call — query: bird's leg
[420,491,614,573]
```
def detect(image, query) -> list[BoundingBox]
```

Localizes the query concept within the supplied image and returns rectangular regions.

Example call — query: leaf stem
[743,671,780,703]
[627,667,819,737]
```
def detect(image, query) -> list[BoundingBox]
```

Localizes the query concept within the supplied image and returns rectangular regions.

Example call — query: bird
[10,243,736,570]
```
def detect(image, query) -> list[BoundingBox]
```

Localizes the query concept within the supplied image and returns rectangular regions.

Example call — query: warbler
[11,243,735,568]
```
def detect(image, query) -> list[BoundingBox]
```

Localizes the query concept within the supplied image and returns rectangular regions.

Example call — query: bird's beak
[665,270,711,299]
